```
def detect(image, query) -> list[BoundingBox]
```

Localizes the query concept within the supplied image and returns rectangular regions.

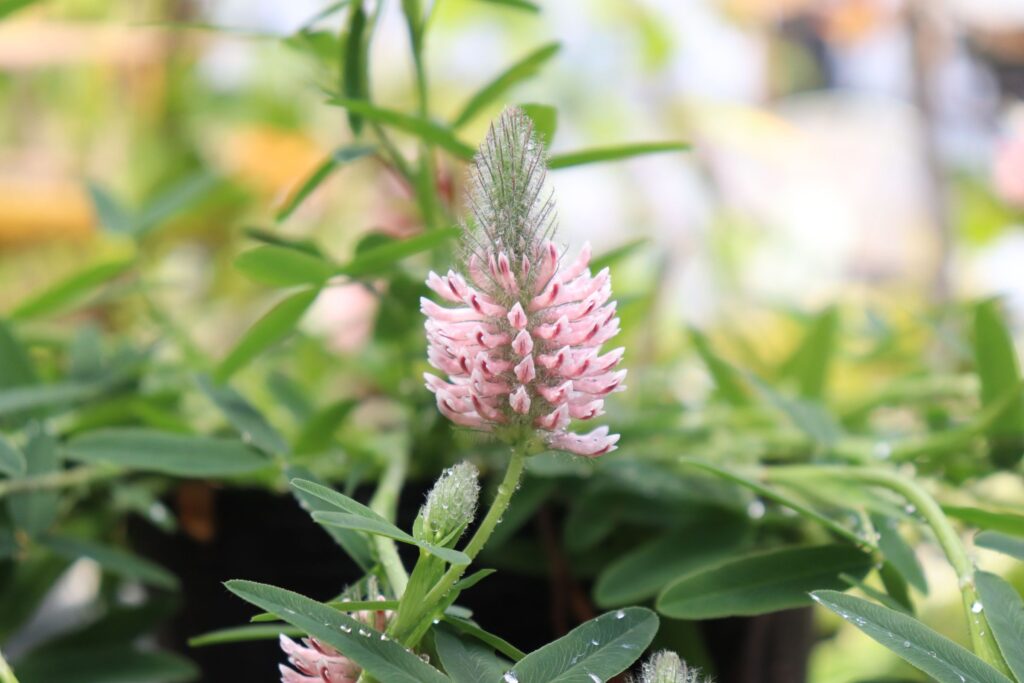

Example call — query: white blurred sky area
[197,0,1024,326]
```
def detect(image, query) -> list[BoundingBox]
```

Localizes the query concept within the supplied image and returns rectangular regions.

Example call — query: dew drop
[590,639,599,646]
[587,674,602,683]
[903,504,916,515]
[503,673,519,683]
[873,442,892,460]
[971,601,984,614]
[746,499,766,520]
[615,610,625,620]
[903,641,911,648]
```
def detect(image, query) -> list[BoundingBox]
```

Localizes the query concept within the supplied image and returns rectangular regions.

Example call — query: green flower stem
[0,649,19,683]
[393,447,527,645]
[369,450,410,598]
[767,464,1011,675]
[0,465,120,499]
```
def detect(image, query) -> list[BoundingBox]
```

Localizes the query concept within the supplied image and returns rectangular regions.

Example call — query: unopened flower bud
[420,461,480,544]
[637,650,707,683]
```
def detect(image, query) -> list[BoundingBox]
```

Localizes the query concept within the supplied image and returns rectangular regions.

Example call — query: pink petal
[513,355,536,383]
[506,302,528,330]
[511,330,534,356]
[510,386,531,414]
[547,426,620,457]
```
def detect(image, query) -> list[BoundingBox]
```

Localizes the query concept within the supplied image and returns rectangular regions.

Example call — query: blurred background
[2,0,1024,681]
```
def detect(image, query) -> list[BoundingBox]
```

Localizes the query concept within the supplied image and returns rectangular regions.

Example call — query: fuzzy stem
[0,465,120,498]
[369,451,410,598]
[0,649,19,683]
[767,465,1011,675]
[394,446,527,645]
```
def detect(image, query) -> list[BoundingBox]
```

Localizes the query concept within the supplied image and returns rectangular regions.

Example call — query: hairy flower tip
[420,461,480,543]
[461,105,556,279]
[423,108,624,458]
[278,580,393,683]
[636,650,710,683]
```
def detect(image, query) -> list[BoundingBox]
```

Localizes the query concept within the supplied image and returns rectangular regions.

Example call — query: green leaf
[313,511,468,565]
[286,467,374,570]
[10,259,135,321]
[327,98,475,159]
[751,376,843,447]
[974,299,1024,468]
[189,623,302,646]
[64,428,268,477]
[519,103,557,146]
[589,238,647,271]
[872,513,927,594]
[136,172,220,237]
[945,506,1024,536]
[657,544,871,619]
[690,328,751,406]
[509,607,658,682]
[341,4,369,135]
[251,599,400,623]
[196,375,289,455]
[294,399,357,454]
[0,320,35,389]
[594,515,750,607]
[976,531,1024,561]
[442,614,527,662]
[677,458,872,549]
[225,580,451,683]
[839,573,913,615]
[6,429,59,537]
[975,571,1024,681]
[0,381,103,417]
[779,306,839,399]
[0,435,25,477]
[234,245,337,287]
[337,228,459,278]
[40,535,178,589]
[811,589,1013,683]
[216,288,318,380]
[434,624,511,683]
[276,145,375,222]
[86,181,134,234]
[453,43,561,128]
[476,0,539,11]
[293,478,469,564]
[548,142,689,169]
[14,647,197,683]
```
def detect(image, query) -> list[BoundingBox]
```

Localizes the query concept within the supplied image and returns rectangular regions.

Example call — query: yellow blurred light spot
[0,178,94,247]
[212,125,327,201]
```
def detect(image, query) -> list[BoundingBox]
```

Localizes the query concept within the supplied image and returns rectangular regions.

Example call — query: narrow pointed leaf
[337,228,460,278]
[548,142,688,169]
[196,375,289,455]
[10,259,135,321]
[6,430,59,536]
[477,0,539,12]
[326,98,475,159]
[216,289,318,380]
[453,43,560,128]
[0,436,25,477]
[872,513,927,593]
[234,245,336,287]
[435,624,511,683]
[520,103,557,145]
[276,145,375,222]
[811,589,1013,683]
[594,516,750,607]
[225,580,451,683]
[945,506,1024,537]
[976,531,1024,561]
[779,306,839,398]
[442,614,527,662]
[690,328,751,406]
[86,181,134,234]
[509,607,658,682]
[975,571,1024,681]
[65,428,268,477]
[287,466,374,570]
[657,544,871,619]
[974,300,1024,467]
[40,535,178,589]
[190,623,302,646]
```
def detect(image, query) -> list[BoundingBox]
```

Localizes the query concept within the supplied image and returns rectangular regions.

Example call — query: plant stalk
[767,465,1011,675]
[0,649,18,683]
[0,465,120,498]
[368,450,410,598]
[393,446,527,645]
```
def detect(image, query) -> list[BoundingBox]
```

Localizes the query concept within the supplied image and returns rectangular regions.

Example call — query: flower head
[418,461,480,544]
[422,107,624,457]
[278,580,392,683]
